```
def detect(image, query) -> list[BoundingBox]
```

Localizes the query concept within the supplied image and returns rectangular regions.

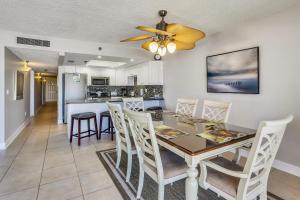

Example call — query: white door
[46,79,57,102]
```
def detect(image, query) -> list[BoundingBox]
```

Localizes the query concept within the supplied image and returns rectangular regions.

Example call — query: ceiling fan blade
[120,35,153,42]
[137,26,174,36]
[167,23,205,43]
[141,41,151,51]
[172,40,195,50]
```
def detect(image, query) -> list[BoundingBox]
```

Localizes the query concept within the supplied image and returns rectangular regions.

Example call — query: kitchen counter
[66,97,165,138]
[66,97,164,104]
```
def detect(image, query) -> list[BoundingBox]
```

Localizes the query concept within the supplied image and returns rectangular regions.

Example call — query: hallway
[0,103,120,200]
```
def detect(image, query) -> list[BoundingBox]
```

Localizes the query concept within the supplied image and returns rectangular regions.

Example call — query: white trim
[0,117,31,150]
[57,119,63,124]
[233,149,300,178]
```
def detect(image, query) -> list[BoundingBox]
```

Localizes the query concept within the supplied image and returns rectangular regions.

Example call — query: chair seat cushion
[206,157,243,197]
[72,112,96,119]
[160,149,188,179]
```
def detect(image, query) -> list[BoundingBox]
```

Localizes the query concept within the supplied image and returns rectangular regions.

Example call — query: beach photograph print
[207,47,259,94]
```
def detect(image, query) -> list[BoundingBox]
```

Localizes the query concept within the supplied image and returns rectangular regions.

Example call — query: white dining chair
[201,100,232,123]
[124,108,188,200]
[122,97,145,111]
[199,115,293,200]
[106,102,136,182]
[176,98,199,117]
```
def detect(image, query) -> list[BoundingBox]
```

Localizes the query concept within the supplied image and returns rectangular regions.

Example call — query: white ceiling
[0,0,299,44]
[63,52,143,68]
[8,47,59,73]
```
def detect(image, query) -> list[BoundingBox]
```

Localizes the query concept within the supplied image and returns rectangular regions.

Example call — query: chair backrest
[176,98,199,117]
[124,108,164,181]
[237,115,293,199]
[106,102,132,149]
[201,100,232,123]
[123,97,145,112]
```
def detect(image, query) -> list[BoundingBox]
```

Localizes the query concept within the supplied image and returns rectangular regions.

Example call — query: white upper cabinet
[147,61,163,85]
[123,61,163,85]
[115,69,126,86]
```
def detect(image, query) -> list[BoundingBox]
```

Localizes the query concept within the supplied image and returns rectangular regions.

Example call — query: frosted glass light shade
[167,42,176,53]
[149,42,159,53]
[158,46,167,56]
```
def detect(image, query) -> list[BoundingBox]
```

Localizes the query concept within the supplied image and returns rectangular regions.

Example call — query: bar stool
[99,111,114,140]
[70,112,98,146]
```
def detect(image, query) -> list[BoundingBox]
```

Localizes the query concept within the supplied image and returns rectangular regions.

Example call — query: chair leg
[94,116,99,140]
[136,163,144,199]
[233,148,241,164]
[70,118,74,143]
[99,116,103,140]
[110,118,114,141]
[116,146,122,169]
[158,183,165,200]
[78,119,81,146]
[126,152,132,182]
[87,118,91,137]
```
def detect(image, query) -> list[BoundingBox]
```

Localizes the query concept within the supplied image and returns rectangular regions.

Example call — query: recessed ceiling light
[130,58,134,62]
[97,55,102,59]
[86,60,126,68]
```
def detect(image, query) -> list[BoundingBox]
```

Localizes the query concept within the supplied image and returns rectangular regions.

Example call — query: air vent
[16,37,50,47]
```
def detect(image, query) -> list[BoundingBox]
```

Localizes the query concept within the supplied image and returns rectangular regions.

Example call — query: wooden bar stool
[70,112,98,146]
[99,111,115,140]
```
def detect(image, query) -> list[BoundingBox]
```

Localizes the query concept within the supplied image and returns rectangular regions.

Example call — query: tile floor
[0,103,121,200]
[0,103,299,200]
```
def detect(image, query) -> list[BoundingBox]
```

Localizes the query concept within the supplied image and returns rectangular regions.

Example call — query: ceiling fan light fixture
[167,42,176,53]
[149,41,159,53]
[158,45,167,56]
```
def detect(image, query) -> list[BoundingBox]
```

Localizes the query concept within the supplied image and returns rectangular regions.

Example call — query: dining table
[150,111,256,200]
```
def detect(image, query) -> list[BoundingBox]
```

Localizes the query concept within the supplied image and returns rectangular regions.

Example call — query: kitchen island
[66,97,165,139]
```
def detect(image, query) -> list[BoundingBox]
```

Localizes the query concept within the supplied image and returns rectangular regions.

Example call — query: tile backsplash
[87,85,163,98]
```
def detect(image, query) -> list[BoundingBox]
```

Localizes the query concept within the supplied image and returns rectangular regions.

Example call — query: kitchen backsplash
[87,85,163,98]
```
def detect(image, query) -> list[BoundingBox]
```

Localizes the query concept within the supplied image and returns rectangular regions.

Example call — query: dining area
[71,97,294,200]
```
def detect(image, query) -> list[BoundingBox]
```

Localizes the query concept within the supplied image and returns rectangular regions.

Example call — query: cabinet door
[115,69,126,86]
[148,61,163,85]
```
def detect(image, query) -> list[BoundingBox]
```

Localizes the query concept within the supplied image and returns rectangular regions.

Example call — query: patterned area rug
[96,149,283,200]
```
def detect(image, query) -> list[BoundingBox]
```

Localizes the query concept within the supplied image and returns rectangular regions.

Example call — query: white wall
[2,48,31,148]
[163,5,300,168]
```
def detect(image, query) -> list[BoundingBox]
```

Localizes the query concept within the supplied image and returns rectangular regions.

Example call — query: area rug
[96,149,283,200]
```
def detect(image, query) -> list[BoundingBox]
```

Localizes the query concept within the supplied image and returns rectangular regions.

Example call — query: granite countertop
[67,97,164,104]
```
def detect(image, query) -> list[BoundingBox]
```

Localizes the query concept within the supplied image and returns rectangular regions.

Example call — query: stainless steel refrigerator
[62,73,87,123]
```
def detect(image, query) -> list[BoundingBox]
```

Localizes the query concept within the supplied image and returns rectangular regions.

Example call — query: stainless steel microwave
[91,77,110,85]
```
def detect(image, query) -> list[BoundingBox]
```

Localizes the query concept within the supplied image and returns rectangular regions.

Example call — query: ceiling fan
[121,10,205,60]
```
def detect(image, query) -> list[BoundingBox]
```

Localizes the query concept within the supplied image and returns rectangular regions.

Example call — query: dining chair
[176,98,199,117]
[199,115,293,200]
[201,100,232,123]
[106,102,136,182]
[122,97,145,111]
[124,108,188,200]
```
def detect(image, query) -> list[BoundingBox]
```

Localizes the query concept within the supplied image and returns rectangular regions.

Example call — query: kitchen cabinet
[115,69,126,86]
[123,61,163,85]
[147,61,163,85]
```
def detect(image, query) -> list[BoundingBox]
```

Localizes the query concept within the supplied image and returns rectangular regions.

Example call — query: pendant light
[167,42,176,53]
[149,41,159,53]
[157,45,167,56]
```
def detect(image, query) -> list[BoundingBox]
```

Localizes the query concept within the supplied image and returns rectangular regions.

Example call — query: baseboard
[0,118,31,150]
[233,149,300,178]
[57,119,63,124]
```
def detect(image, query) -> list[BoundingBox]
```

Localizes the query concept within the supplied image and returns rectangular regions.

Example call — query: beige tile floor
[0,103,299,200]
[0,103,122,200]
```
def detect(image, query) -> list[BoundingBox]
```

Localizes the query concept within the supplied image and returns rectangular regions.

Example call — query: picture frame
[206,47,259,94]
[14,70,24,100]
